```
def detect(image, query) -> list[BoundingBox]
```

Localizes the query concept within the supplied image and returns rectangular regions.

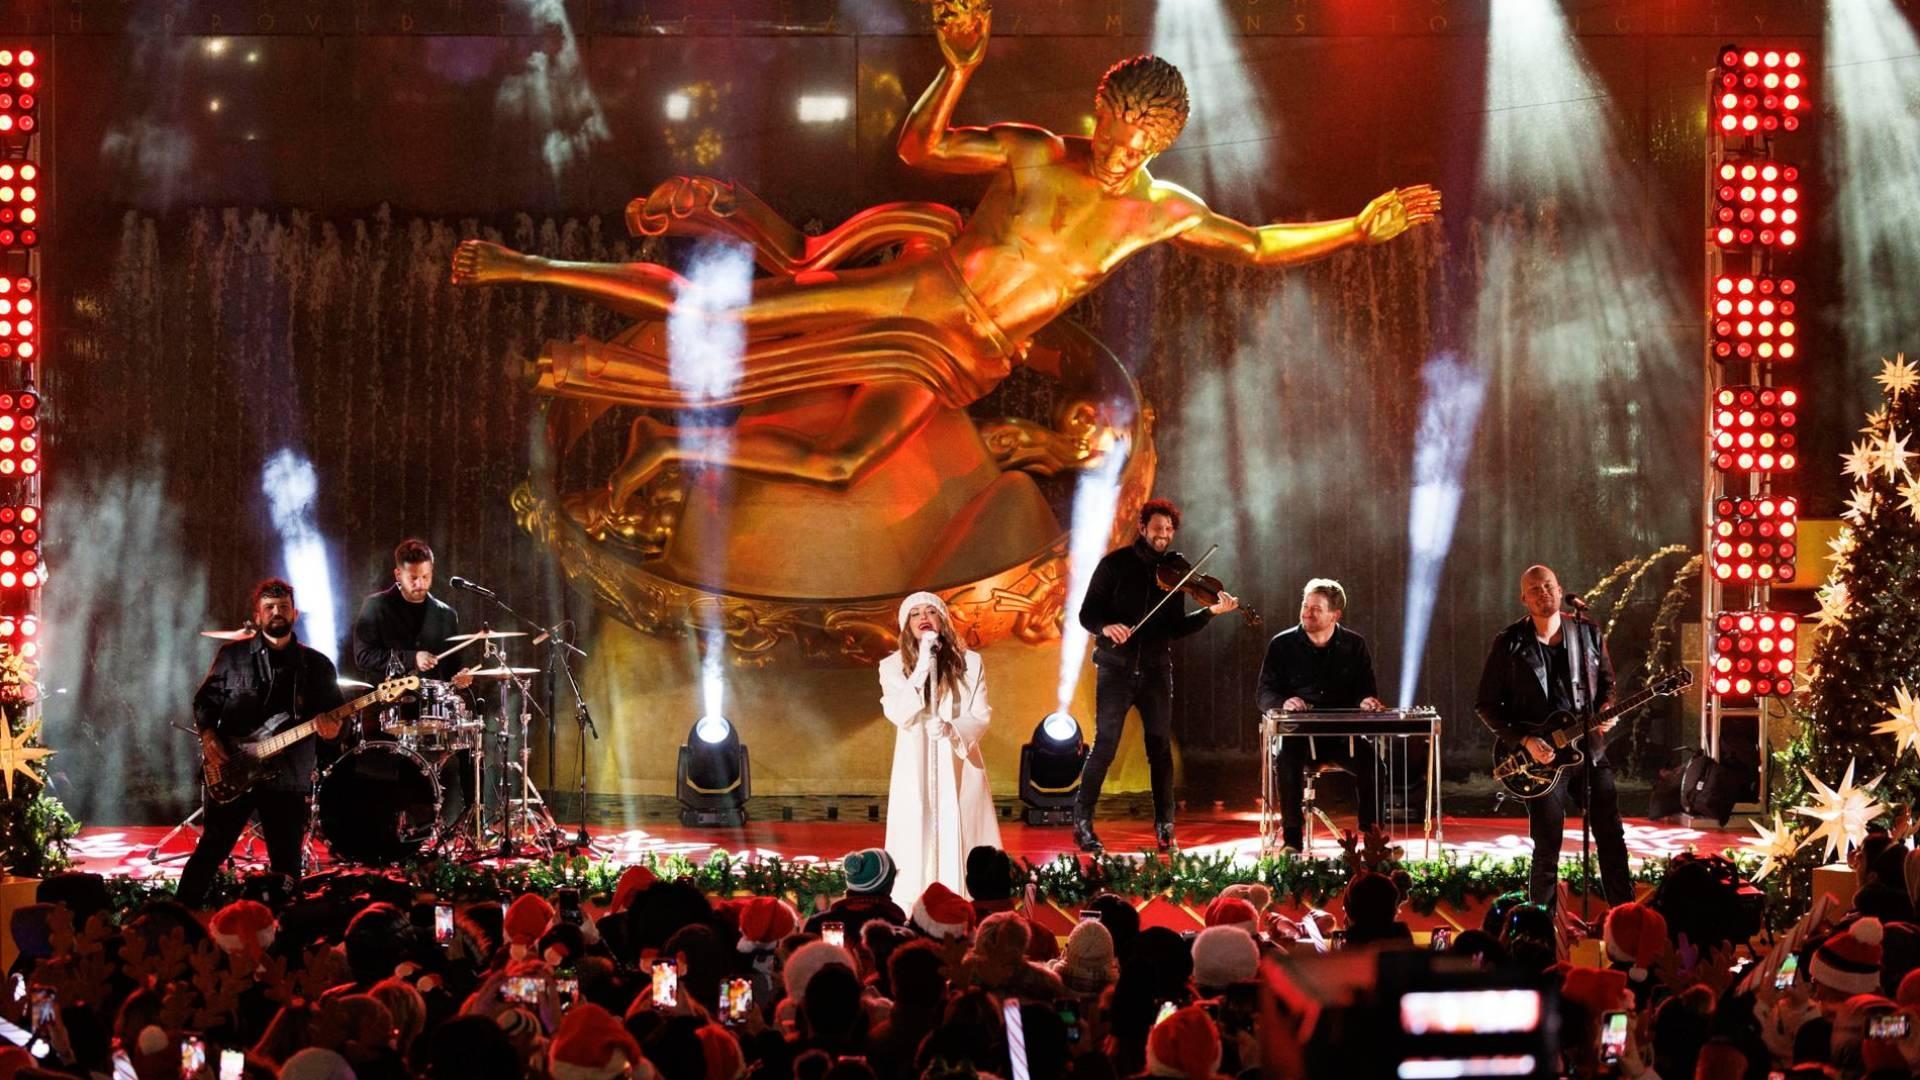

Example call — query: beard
[264,617,293,638]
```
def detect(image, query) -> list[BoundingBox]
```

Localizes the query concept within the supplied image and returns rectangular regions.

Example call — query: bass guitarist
[178,579,346,908]
[1473,564,1631,907]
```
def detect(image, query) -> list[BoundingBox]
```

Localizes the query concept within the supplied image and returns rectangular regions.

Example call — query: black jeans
[1076,662,1175,823]
[1275,735,1379,848]
[1524,761,1632,906]
[175,788,310,908]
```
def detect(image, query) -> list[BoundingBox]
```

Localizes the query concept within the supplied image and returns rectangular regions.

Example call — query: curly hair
[1138,498,1181,530]
[1095,55,1190,153]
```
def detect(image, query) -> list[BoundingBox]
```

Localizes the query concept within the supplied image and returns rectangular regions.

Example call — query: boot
[1156,820,1178,853]
[1073,817,1104,854]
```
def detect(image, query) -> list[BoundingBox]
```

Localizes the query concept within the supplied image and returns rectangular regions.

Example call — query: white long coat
[878,647,1002,908]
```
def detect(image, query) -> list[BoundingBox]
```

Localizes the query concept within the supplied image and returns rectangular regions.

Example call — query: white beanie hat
[898,591,948,630]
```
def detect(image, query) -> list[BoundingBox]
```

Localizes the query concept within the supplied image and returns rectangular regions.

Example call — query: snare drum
[385,679,483,753]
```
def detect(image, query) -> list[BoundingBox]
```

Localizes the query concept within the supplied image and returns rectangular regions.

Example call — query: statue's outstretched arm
[898,1,1007,174]
[1171,184,1443,268]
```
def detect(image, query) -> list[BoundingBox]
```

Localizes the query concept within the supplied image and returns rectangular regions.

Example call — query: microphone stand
[457,583,601,855]
[1567,601,1595,926]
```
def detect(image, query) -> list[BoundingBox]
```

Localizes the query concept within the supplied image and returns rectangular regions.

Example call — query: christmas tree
[0,646,75,879]
[1776,355,1920,825]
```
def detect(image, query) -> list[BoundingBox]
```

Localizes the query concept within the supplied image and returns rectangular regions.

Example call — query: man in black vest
[1073,499,1237,853]
[1256,578,1385,853]
[179,579,346,907]
[1474,564,1630,906]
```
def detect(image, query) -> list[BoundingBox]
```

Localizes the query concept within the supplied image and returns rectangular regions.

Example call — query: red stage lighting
[0,391,40,478]
[0,51,37,153]
[0,274,35,362]
[1711,495,1798,584]
[1710,274,1798,362]
[1709,610,1797,701]
[1715,45,1811,134]
[1710,386,1798,474]
[1712,159,1803,250]
[0,505,41,591]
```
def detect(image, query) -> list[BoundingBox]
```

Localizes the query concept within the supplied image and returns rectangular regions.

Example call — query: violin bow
[1126,544,1219,637]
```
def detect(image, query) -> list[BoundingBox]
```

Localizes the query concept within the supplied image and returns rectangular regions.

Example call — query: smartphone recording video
[651,961,678,1008]
[1598,1010,1629,1066]
[1775,953,1800,991]
[1869,1011,1911,1040]
[179,1034,207,1078]
[500,975,544,1005]
[821,922,845,948]
[723,978,753,1024]
[434,904,454,945]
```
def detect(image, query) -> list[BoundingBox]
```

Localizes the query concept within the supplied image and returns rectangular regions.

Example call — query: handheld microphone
[450,576,497,600]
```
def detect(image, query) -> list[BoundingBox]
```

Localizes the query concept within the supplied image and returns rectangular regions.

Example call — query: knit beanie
[279,1047,357,1080]
[1145,1004,1223,1079]
[735,896,800,953]
[912,882,977,939]
[1602,901,1670,983]
[843,849,896,896]
[970,910,1032,967]
[782,940,857,1004]
[548,1002,651,1080]
[1191,925,1259,989]
[1203,896,1259,936]
[1055,919,1118,996]
[1813,918,1886,996]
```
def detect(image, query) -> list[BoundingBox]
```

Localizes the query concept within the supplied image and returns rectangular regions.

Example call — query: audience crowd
[0,835,1917,1079]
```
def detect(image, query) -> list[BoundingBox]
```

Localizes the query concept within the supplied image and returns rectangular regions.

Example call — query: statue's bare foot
[450,239,528,286]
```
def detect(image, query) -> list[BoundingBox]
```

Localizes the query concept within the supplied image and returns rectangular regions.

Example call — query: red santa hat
[548,1002,652,1080]
[610,865,659,915]
[1560,966,1630,1017]
[912,882,977,940]
[504,893,555,961]
[734,896,799,954]
[1813,917,1886,996]
[208,899,276,958]
[1602,902,1669,982]
[1203,896,1260,935]
[1145,1004,1222,1079]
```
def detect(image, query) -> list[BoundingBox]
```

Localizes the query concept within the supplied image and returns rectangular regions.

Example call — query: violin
[1155,550,1263,628]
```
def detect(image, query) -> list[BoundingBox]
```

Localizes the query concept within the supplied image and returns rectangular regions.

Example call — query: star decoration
[1793,759,1887,864]
[1879,354,1920,399]
[1874,685,1920,763]
[1827,528,1857,567]
[1844,439,1878,484]
[1813,581,1852,628]
[0,715,52,800]
[1843,487,1877,525]
[1876,428,1915,481]
[1863,407,1891,436]
[1904,475,1920,522]
[1744,812,1803,882]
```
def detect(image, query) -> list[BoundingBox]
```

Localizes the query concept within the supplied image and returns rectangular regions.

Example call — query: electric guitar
[201,675,419,804]
[1491,668,1693,799]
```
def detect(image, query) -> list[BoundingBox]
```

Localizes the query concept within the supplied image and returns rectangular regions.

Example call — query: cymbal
[445,629,529,645]
[463,666,540,680]
[201,627,256,642]
[337,677,372,691]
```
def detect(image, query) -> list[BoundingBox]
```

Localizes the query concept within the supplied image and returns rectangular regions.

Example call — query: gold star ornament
[1878,354,1919,399]
[1877,428,1915,481]
[1844,487,1877,525]
[0,715,52,799]
[1844,439,1879,484]
[1793,759,1887,865]
[1876,685,1920,764]
[1744,812,1802,882]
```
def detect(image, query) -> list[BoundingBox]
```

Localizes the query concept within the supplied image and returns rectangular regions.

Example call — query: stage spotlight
[1018,711,1086,826]
[1712,159,1804,250]
[677,713,750,827]
[1710,274,1797,362]
[1708,610,1797,702]
[796,95,849,124]
[1715,45,1812,134]
[1709,386,1799,474]
[1710,495,1798,584]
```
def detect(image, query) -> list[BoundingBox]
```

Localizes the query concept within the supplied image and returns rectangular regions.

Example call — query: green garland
[96,848,1752,922]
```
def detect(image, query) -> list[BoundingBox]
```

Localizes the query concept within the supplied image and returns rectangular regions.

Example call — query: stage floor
[67,811,1750,884]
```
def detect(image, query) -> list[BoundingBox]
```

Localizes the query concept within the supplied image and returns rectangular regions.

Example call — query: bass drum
[316,742,459,866]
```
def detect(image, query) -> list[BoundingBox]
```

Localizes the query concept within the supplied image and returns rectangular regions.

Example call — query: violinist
[1073,499,1238,853]
[1255,578,1385,854]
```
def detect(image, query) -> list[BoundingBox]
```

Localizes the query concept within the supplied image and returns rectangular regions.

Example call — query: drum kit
[161,623,565,870]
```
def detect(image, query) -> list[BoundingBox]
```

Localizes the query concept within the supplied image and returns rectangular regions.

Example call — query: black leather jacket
[1474,615,1616,760]
[1076,539,1216,675]
[193,634,344,791]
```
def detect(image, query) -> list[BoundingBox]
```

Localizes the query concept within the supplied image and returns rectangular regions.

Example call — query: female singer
[879,591,1001,907]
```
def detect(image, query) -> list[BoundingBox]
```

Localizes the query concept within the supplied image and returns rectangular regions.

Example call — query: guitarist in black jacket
[1473,564,1631,907]
[178,579,346,907]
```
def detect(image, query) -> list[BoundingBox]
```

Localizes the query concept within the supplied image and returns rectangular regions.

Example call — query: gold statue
[451,1,1438,516]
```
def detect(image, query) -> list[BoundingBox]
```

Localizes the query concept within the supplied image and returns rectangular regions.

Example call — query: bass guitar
[1491,668,1693,799]
[202,675,419,804]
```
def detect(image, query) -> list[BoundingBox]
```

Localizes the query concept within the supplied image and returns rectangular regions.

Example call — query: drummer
[352,538,476,690]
